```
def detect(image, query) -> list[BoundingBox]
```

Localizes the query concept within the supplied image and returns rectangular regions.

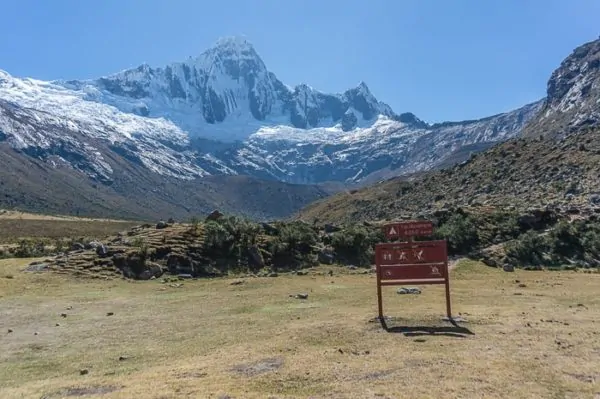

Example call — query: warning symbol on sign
[388,226,397,236]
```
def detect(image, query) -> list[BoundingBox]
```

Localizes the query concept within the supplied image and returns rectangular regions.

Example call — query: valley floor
[1,260,599,398]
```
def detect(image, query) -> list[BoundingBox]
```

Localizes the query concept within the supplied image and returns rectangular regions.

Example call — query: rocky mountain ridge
[299,37,600,224]
[522,37,600,139]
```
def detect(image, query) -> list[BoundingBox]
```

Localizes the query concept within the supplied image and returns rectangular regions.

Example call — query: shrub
[202,216,263,273]
[269,221,319,270]
[330,225,383,266]
[435,213,479,255]
[547,221,582,259]
[189,216,200,233]
[505,231,550,266]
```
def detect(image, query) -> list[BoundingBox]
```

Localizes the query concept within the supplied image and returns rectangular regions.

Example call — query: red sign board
[374,236,452,321]
[377,240,447,266]
[384,221,434,240]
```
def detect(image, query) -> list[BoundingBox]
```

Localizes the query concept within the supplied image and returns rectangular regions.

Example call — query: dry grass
[1,259,600,398]
[0,211,141,243]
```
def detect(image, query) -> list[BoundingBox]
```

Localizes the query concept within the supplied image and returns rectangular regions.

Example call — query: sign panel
[376,241,447,266]
[384,221,434,240]
[379,264,447,281]
[374,233,452,322]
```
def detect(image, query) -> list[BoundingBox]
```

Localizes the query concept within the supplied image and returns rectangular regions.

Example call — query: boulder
[95,244,109,258]
[167,253,195,275]
[70,242,85,251]
[397,287,421,295]
[248,245,265,268]
[156,220,169,229]
[318,248,335,265]
[205,210,224,222]
[324,224,341,233]
[503,264,515,272]
[260,223,279,235]
[85,241,103,250]
[138,262,164,280]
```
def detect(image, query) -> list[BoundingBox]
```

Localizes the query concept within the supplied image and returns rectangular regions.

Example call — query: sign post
[376,220,452,321]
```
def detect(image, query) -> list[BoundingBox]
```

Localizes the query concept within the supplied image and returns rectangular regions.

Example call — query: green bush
[330,225,383,266]
[435,213,479,255]
[505,231,550,266]
[269,221,318,270]
[547,221,582,259]
[202,216,263,273]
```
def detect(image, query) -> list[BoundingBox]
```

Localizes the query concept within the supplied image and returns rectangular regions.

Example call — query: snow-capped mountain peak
[0,35,548,191]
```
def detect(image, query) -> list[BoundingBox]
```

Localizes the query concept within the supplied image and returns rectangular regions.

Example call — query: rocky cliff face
[523,37,600,138]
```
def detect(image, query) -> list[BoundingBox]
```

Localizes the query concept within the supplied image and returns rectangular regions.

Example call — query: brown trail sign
[376,220,453,321]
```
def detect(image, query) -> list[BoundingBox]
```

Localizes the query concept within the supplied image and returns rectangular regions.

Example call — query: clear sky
[1,0,598,123]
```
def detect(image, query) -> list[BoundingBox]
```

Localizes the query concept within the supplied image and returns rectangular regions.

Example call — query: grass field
[1,259,600,398]
[0,211,141,243]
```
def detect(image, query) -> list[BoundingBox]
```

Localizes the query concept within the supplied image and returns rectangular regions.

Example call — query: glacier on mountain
[0,36,544,185]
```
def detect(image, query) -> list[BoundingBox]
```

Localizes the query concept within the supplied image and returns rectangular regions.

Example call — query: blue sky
[1,0,598,123]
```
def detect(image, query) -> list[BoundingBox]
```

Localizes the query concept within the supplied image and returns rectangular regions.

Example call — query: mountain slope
[0,140,332,221]
[298,126,600,225]
[299,38,600,224]
[522,37,600,138]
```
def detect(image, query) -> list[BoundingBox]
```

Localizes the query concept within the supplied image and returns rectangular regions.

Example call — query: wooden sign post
[376,220,452,321]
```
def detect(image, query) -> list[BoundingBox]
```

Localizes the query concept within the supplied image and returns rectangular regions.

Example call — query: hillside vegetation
[300,127,600,225]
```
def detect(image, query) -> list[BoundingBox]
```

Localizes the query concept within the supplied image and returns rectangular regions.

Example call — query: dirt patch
[41,385,121,398]
[230,357,284,377]
[361,369,396,381]
[564,372,597,384]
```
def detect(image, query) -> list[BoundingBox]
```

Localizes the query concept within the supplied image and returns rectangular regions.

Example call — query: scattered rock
[66,306,73,310]
[61,313,68,318]
[4,274,14,279]
[397,287,421,295]
[291,293,308,300]
[230,280,245,285]
[79,369,89,376]
[156,220,169,229]
[34,332,38,336]
[7,329,13,333]
[25,262,50,272]
[503,264,515,272]
[295,270,307,276]
[95,244,109,258]
[248,245,265,268]
[518,283,527,288]
[118,356,129,361]
[414,338,427,343]
[55,323,60,327]
[106,312,114,316]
